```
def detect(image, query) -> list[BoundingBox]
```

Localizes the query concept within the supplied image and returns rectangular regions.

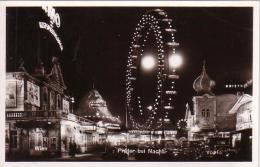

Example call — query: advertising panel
[27,81,40,107]
[6,81,17,108]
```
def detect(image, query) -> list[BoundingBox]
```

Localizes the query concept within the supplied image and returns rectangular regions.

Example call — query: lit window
[207,112,210,117]
[202,111,205,117]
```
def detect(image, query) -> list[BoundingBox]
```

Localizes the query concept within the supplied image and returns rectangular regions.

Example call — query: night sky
[6,7,253,124]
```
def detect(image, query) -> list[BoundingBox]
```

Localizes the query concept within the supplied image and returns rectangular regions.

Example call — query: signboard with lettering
[39,6,63,51]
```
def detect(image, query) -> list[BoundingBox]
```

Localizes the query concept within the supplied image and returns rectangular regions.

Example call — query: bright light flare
[141,55,156,70]
[147,105,153,111]
[169,54,183,68]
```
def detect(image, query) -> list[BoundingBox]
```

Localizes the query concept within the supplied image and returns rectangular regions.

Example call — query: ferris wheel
[126,9,180,130]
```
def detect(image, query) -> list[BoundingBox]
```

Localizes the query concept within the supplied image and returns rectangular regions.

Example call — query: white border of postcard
[0,1,259,167]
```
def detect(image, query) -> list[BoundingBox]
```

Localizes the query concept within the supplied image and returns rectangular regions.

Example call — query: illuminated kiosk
[78,89,122,146]
[5,59,97,158]
[185,62,240,142]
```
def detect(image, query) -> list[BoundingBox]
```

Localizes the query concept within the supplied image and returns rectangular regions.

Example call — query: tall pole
[125,105,128,147]
[125,105,128,129]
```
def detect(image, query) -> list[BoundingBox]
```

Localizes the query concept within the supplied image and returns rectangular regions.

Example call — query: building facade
[5,58,115,159]
[229,94,252,159]
[186,63,239,141]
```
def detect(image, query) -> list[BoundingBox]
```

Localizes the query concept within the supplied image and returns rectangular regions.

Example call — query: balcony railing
[6,111,94,125]
[6,110,62,119]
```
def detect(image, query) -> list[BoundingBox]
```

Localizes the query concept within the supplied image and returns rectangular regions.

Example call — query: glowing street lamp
[141,55,156,70]
[169,54,183,69]
[71,97,75,113]
[147,105,153,111]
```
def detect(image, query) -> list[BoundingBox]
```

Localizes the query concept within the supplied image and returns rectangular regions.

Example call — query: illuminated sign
[39,6,63,51]
[35,146,47,151]
[42,6,60,28]
[80,125,96,131]
[89,102,106,108]
[164,105,174,109]
[165,90,177,95]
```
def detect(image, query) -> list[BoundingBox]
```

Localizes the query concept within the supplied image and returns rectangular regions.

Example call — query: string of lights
[126,9,178,130]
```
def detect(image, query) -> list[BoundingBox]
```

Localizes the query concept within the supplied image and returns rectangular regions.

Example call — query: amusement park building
[5,58,120,159]
[185,62,252,142]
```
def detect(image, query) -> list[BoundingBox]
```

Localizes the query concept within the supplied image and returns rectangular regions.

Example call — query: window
[202,109,205,117]
[206,112,210,117]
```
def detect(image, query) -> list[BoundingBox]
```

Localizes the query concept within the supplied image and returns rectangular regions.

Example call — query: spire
[202,60,206,73]
[48,56,67,90]
[18,58,27,72]
[193,61,215,95]
[33,61,46,78]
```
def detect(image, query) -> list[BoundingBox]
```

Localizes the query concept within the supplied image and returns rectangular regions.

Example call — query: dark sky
[6,7,253,125]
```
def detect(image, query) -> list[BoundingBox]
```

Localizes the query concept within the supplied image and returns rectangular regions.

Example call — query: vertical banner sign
[39,6,63,51]
[6,81,17,108]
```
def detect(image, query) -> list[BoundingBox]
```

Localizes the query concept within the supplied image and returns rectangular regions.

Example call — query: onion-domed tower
[190,61,217,135]
[193,61,215,95]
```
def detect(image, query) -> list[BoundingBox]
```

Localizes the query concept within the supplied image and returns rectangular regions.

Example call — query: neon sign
[42,6,61,28]
[39,6,63,51]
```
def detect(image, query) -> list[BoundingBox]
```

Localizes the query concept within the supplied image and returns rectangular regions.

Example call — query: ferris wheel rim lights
[126,9,179,130]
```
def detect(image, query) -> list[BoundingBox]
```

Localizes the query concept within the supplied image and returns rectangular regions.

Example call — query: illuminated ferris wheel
[126,9,181,130]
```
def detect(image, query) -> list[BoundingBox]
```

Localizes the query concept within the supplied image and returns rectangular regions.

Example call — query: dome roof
[193,61,215,95]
